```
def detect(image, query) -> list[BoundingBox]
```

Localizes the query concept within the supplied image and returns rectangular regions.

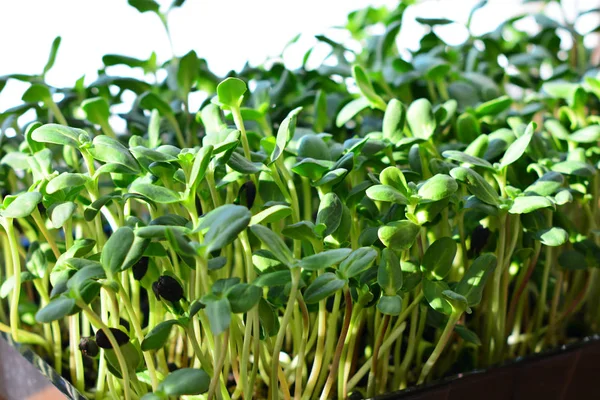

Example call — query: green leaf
[535,227,568,246]
[46,173,90,194]
[198,204,251,253]
[569,126,600,143]
[316,193,343,237]
[378,220,421,252]
[67,264,103,303]
[128,0,160,13]
[48,202,77,229]
[141,320,179,351]
[204,295,231,335]
[282,221,319,242]
[314,90,328,132]
[475,95,512,117]
[455,253,497,307]
[43,36,62,75]
[271,107,302,163]
[442,150,493,170]
[0,272,36,299]
[465,135,489,159]
[450,167,500,206]
[418,174,458,202]
[250,205,292,226]
[377,294,403,315]
[551,161,595,177]
[407,98,436,140]
[383,99,405,143]
[500,122,535,168]
[298,248,351,271]
[31,124,87,147]
[2,192,42,218]
[101,226,148,274]
[366,185,408,205]
[378,248,403,296]
[456,113,480,144]
[416,17,454,25]
[189,145,213,190]
[352,65,386,110]
[339,247,377,278]
[292,158,334,180]
[81,97,110,126]
[215,77,247,110]
[254,270,291,287]
[35,296,77,323]
[454,324,482,346]
[509,196,553,214]
[336,97,370,127]
[22,84,51,103]
[544,119,570,140]
[555,190,572,205]
[297,135,331,161]
[524,172,564,196]
[380,167,409,196]
[442,290,469,313]
[421,237,456,281]
[250,225,294,267]
[227,283,262,313]
[158,368,210,396]
[89,136,140,174]
[312,168,348,187]
[177,50,199,95]
[422,279,452,315]
[130,183,180,204]
[139,92,173,117]
[227,151,262,174]
[303,272,346,304]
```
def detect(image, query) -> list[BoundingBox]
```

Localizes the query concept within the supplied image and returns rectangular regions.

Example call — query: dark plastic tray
[3,331,600,400]
[377,335,600,400]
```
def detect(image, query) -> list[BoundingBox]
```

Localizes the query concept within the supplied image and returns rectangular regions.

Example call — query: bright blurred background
[1,0,598,115]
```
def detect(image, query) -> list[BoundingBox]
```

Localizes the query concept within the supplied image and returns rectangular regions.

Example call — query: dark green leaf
[421,237,456,281]
[339,247,377,278]
[455,253,497,306]
[250,225,294,267]
[299,248,351,271]
[303,272,346,304]
[227,283,262,313]
[378,220,420,252]
[271,107,302,163]
[158,368,210,396]
[509,196,553,214]
[2,192,42,218]
[316,193,343,237]
[418,174,458,202]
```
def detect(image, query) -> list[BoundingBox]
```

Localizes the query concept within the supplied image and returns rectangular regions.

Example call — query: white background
[0,0,598,114]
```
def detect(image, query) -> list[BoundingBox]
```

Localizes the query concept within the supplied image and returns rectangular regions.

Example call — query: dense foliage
[1,0,600,399]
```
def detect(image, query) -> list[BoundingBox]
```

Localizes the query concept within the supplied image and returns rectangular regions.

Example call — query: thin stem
[347,292,423,391]
[367,313,390,397]
[294,295,310,400]
[270,268,301,400]
[208,330,230,400]
[31,208,60,259]
[78,301,132,400]
[114,281,159,390]
[320,289,353,400]
[47,98,68,126]
[5,219,22,342]
[71,315,85,393]
[417,311,461,385]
